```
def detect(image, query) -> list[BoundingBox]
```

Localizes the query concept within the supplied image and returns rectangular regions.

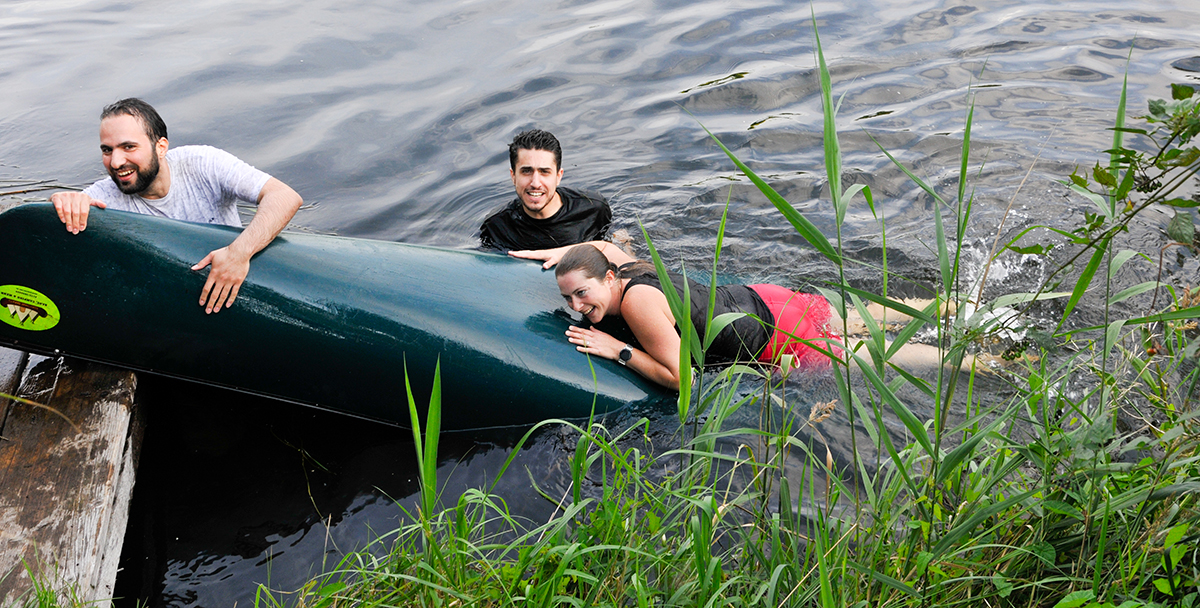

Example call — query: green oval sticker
[1,285,61,331]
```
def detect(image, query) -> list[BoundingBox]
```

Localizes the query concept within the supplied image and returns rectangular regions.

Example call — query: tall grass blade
[931,489,1037,557]
[404,357,441,519]
[706,194,730,349]
[848,350,935,457]
[639,222,696,419]
[423,359,442,517]
[813,9,844,225]
[935,412,1008,484]
[697,124,841,265]
[1059,240,1108,330]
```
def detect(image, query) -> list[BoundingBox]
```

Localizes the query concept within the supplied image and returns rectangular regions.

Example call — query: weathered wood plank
[0,354,140,606]
[0,346,26,429]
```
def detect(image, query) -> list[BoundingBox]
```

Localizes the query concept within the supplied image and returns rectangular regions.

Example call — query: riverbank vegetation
[243,29,1200,608]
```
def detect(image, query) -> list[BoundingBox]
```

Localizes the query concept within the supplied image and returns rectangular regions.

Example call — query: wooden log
[0,349,140,606]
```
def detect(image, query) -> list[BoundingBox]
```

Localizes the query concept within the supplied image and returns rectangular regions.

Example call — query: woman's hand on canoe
[565,325,622,361]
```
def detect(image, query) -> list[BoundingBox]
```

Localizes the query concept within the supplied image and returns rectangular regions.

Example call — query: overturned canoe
[0,203,671,429]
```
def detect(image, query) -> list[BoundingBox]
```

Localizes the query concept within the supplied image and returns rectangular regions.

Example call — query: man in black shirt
[479,130,612,251]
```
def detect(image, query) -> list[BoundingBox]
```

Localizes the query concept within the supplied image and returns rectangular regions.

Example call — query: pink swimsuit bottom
[748,284,839,369]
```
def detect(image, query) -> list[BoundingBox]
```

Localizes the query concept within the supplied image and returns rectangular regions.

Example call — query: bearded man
[50,98,303,314]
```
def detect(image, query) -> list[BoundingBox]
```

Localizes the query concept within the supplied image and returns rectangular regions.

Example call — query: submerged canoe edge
[0,203,673,430]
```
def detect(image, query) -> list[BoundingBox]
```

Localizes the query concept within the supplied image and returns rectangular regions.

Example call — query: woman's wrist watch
[617,344,633,366]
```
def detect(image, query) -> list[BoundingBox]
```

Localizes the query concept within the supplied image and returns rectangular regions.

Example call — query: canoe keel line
[0,204,670,429]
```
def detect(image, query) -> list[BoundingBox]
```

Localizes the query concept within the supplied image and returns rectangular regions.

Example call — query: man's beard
[110,153,160,195]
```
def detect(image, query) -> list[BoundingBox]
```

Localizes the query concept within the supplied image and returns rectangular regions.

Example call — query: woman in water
[512,242,962,390]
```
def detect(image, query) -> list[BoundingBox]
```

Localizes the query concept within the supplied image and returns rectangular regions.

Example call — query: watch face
[619,345,632,362]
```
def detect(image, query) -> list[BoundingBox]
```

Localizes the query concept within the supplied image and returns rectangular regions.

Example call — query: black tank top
[623,269,774,364]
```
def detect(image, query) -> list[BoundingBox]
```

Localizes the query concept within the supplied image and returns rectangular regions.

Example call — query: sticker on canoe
[0,285,60,331]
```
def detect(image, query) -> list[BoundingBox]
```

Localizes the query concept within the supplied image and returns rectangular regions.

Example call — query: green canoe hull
[0,204,669,429]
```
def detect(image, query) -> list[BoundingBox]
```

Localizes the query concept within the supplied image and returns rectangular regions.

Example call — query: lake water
[3,0,1199,605]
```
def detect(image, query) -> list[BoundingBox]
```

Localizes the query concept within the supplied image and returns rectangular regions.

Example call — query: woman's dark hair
[555,244,656,281]
[556,244,616,280]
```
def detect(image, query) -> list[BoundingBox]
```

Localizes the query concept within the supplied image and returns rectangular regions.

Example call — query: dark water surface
[3,0,1200,604]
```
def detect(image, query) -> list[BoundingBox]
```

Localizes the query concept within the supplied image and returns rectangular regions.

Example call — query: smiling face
[558,269,617,323]
[100,113,168,197]
[510,148,563,219]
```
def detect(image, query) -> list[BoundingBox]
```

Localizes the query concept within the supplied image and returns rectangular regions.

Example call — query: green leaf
[1165,523,1188,549]
[1108,249,1140,279]
[934,185,952,295]
[1154,578,1173,595]
[646,511,661,534]
[1106,320,1127,355]
[1172,83,1195,100]
[1093,163,1117,188]
[1112,63,1129,161]
[1029,540,1056,566]
[404,357,443,520]
[423,360,443,516]
[1109,282,1159,306]
[1168,212,1196,244]
[1166,147,1200,167]
[987,291,1073,310]
[1163,197,1200,208]
[1103,304,1200,327]
[814,12,845,228]
[1070,172,1089,188]
[705,198,730,352]
[1170,544,1187,569]
[1007,243,1049,255]
[915,551,934,572]
[1043,499,1084,520]
[843,183,874,212]
[1115,167,1136,199]
[316,582,348,597]
[1053,589,1096,608]
[1149,98,1168,119]
[1069,182,1113,219]
[992,574,1013,598]
[703,312,749,350]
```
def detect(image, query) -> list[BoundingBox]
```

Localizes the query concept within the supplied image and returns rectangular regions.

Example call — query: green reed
[256,20,1199,608]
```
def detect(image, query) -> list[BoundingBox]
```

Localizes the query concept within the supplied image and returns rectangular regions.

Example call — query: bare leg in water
[826,298,990,372]
[833,297,955,335]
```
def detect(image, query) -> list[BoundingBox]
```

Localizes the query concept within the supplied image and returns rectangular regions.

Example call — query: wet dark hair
[101,98,168,143]
[556,244,615,280]
[509,129,562,171]
[555,244,654,281]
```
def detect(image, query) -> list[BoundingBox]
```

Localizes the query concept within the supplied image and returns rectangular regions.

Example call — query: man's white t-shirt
[83,145,271,228]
